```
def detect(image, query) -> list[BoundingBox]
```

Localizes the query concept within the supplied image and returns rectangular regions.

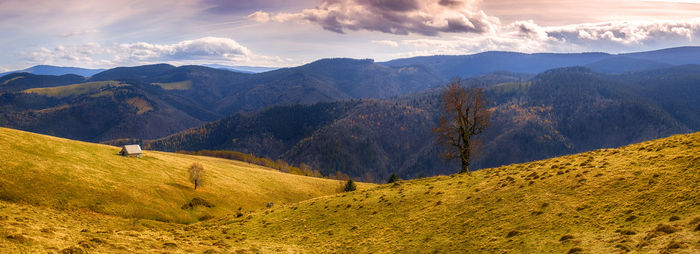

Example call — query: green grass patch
[151,80,193,90]
[24,81,127,98]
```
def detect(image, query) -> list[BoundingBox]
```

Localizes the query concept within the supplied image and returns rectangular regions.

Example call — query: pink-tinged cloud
[396,18,700,57]
[248,0,500,36]
[372,40,400,47]
[118,37,252,61]
[19,37,285,68]
[544,19,700,45]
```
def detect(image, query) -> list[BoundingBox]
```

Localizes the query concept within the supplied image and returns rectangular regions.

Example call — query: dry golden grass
[208,131,699,253]
[0,127,368,224]
[0,128,698,253]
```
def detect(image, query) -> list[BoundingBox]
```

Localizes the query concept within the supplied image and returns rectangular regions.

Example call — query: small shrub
[669,215,680,221]
[90,238,107,244]
[344,179,356,192]
[654,224,678,234]
[5,234,28,243]
[559,235,574,241]
[506,231,519,238]
[619,229,636,235]
[60,246,86,254]
[387,173,399,183]
[665,241,684,250]
[567,247,583,253]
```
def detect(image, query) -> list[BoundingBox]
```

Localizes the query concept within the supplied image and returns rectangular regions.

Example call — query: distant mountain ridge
[0,65,105,78]
[201,64,278,73]
[4,46,700,80]
[382,46,700,79]
[0,59,445,142]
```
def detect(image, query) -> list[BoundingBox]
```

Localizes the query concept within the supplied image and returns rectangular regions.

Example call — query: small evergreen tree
[343,179,356,192]
[387,173,399,183]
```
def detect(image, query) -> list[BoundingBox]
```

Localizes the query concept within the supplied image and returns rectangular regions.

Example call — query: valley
[2,48,700,181]
[4,1,700,252]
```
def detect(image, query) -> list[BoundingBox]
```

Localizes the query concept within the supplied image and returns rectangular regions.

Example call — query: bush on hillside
[344,179,356,192]
[387,173,399,183]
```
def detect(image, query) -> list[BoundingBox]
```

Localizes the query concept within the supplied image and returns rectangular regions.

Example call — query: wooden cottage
[120,144,142,158]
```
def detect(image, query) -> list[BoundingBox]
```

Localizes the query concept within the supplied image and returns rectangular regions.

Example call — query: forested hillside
[1,48,700,180]
[142,66,699,181]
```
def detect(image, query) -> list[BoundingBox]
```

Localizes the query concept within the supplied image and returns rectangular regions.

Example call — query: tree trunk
[460,149,470,173]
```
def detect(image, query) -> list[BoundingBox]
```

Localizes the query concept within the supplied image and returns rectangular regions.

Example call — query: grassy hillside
[151,80,192,90]
[25,81,128,98]
[1,130,697,253]
[0,72,85,93]
[208,131,700,253]
[0,127,365,224]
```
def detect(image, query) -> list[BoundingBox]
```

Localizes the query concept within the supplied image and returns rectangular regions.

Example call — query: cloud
[117,37,253,61]
[394,18,700,58]
[60,29,100,38]
[248,0,500,36]
[202,0,314,14]
[19,37,284,68]
[544,19,700,46]
[371,40,399,47]
[247,11,271,23]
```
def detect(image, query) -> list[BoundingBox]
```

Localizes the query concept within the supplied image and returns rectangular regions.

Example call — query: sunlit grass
[0,127,366,224]
[0,128,697,252]
[151,80,192,90]
[24,81,127,98]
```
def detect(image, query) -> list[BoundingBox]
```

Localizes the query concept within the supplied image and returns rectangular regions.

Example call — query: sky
[1,0,700,71]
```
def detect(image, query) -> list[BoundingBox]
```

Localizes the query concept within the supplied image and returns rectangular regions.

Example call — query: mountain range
[201,64,278,74]
[1,46,699,181]
[0,65,105,77]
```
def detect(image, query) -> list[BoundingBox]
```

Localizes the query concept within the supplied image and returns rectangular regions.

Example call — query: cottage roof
[122,144,142,155]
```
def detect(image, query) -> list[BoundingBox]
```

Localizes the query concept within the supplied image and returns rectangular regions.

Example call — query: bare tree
[189,162,206,190]
[434,79,490,173]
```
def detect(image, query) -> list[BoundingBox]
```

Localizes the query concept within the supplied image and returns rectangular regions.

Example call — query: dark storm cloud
[249,0,499,36]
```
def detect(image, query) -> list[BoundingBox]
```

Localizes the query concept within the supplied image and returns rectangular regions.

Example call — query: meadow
[0,128,698,253]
